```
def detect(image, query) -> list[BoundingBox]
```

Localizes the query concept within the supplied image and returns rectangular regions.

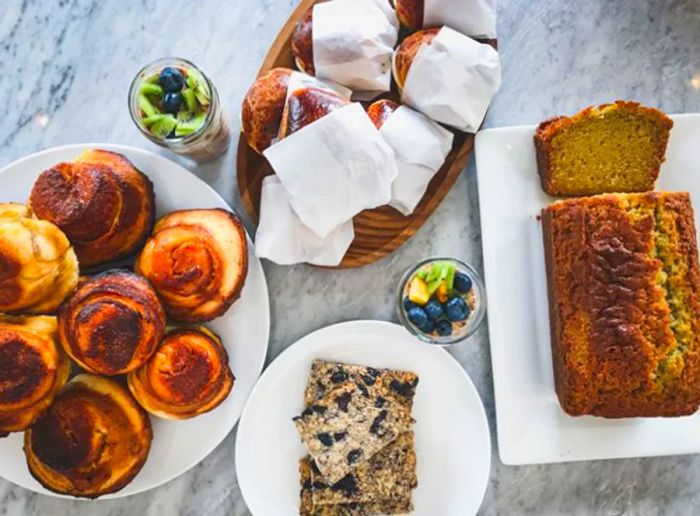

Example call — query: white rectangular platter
[475,114,700,465]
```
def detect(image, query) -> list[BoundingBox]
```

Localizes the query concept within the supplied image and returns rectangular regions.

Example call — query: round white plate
[236,320,491,516]
[0,143,270,499]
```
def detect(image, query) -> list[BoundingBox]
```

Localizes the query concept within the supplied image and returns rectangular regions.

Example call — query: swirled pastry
[135,209,248,323]
[128,327,234,419]
[58,270,166,375]
[29,149,155,268]
[24,374,152,498]
[0,203,78,314]
[0,316,70,436]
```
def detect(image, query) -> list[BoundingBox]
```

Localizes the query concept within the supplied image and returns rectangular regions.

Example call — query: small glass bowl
[128,57,231,162]
[397,257,487,346]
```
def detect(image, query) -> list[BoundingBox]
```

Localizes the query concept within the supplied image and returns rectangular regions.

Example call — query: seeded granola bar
[310,431,417,505]
[304,360,419,411]
[299,458,414,516]
[293,380,414,484]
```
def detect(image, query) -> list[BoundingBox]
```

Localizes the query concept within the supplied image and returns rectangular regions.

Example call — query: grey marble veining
[1,0,699,515]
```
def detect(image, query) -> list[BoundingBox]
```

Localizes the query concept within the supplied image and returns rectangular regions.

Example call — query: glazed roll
[394,0,497,38]
[0,316,70,436]
[393,28,440,93]
[0,203,78,314]
[367,98,401,129]
[135,209,248,323]
[241,67,293,154]
[29,149,155,268]
[128,327,234,419]
[278,87,350,139]
[24,374,152,498]
[58,270,166,375]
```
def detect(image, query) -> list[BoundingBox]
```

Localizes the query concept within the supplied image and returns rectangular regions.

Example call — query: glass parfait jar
[397,257,487,346]
[128,57,231,162]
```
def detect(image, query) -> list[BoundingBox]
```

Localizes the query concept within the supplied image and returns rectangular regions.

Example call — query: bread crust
[241,67,292,154]
[542,192,700,417]
[534,101,673,196]
[393,28,439,92]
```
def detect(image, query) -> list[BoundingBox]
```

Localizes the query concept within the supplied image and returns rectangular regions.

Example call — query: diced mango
[408,277,430,305]
[436,283,449,303]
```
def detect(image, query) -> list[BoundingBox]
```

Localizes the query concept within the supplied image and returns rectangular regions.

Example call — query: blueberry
[445,296,469,322]
[407,307,428,328]
[403,297,419,311]
[162,92,182,114]
[159,67,185,93]
[418,319,434,333]
[454,272,473,294]
[424,299,444,321]
[436,320,453,336]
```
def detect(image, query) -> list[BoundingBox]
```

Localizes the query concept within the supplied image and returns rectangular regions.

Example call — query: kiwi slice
[138,94,158,117]
[140,82,163,98]
[444,263,456,292]
[145,72,160,84]
[141,114,171,127]
[181,88,197,113]
[186,70,211,105]
[149,114,177,139]
[175,112,207,137]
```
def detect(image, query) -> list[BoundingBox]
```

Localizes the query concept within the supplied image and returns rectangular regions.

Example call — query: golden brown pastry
[0,316,70,436]
[29,149,155,268]
[278,87,350,139]
[135,209,248,323]
[394,0,423,31]
[291,7,315,75]
[57,270,166,375]
[393,27,439,92]
[367,99,400,129]
[24,374,152,498]
[128,327,234,419]
[0,203,78,314]
[241,67,293,154]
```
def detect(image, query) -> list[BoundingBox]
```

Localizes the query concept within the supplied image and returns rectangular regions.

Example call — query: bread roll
[0,316,70,436]
[291,7,315,75]
[136,209,248,323]
[29,149,155,268]
[128,327,234,419]
[24,374,152,498]
[241,67,293,154]
[393,27,439,92]
[367,99,400,129]
[278,87,350,139]
[394,0,423,30]
[58,270,166,375]
[0,203,78,314]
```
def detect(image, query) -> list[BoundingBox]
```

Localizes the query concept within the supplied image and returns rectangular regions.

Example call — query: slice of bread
[535,101,673,196]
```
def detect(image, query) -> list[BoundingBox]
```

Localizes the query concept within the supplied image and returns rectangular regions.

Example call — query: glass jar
[397,257,487,346]
[128,57,231,162]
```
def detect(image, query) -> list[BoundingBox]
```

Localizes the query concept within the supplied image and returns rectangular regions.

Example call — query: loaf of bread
[542,192,700,417]
[534,101,673,196]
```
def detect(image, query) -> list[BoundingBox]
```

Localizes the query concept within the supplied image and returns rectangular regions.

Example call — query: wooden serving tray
[236,0,496,268]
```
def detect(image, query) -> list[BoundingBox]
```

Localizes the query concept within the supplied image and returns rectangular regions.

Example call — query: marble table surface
[1,0,699,514]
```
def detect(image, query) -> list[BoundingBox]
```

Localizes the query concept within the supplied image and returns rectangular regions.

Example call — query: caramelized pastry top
[0,203,78,314]
[24,374,152,498]
[367,99,400,129]
[135,209,248,323]
[128,327,234,420]
[242,67,293,154]
[291,7,315,75]
[393,27,439,91]
[278,87,350,139]
[0,316,70,435]
[57,270,166,375]
[29,149,155,268]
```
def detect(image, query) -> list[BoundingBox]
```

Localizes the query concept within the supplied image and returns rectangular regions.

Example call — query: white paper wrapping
[287,71,352,101]
[424,0,497,39]
[255,176,354,266]
[263,102,398,238]
[378,106,454,215]
[399,27,501,132]
[312,0,398,94]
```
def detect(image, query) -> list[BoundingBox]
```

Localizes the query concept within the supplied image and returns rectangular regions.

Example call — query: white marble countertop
[1,0,699,514]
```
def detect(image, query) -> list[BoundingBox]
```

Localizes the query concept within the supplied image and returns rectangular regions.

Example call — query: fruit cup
[128,57,231,162]
[397,258,486,346]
